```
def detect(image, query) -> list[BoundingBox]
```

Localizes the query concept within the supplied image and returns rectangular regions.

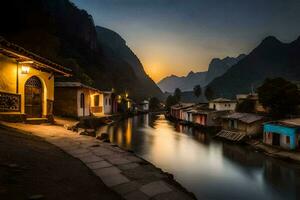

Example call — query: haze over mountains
[0,0,162,101]
[158,54,246,93]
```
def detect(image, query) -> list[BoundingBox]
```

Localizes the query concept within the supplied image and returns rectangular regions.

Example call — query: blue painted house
[263,118,300,150]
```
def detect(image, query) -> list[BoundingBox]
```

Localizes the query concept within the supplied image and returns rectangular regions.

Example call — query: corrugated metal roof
[222,112,264,123]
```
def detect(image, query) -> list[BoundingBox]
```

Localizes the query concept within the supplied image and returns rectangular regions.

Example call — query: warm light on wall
[21,66,30,74]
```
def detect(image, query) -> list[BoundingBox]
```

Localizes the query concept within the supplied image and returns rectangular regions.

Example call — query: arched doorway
[25,76,43,118]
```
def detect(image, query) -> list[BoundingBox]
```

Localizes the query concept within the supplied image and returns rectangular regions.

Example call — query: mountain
[205,54,246,84]
[95,26,162,99]
[207,36,300,98]
[158,71,207,92]
[0,0,162,101]
[157,54,245,93]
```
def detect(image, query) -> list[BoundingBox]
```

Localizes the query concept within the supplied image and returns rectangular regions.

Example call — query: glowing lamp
[21,66,30,74]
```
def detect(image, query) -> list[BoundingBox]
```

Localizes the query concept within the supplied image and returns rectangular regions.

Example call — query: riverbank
[247,140,300,163]
[0,121,196,200]
[0,126,121,200]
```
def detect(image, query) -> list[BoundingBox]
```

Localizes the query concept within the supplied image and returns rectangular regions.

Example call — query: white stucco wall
[0,54,54,117]
[209,102,236,111]
[104,93,112,114]
[77,89,90,117]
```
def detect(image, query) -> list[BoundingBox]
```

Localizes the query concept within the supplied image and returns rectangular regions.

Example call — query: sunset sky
[72,0,300,82]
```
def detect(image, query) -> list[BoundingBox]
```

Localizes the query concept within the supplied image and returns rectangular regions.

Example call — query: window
[105,98,108,105]
[94,95,99,106]
[286,136,290,144]
[109,98,111,105]
[228,120,237,129]
[80,93,84,108]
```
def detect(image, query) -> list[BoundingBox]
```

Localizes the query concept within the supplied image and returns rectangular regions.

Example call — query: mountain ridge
[157,54,245,92]
[0,0,162,101]
[207,35,300,98]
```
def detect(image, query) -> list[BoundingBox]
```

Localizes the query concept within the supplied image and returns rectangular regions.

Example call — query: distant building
[219,112,265,140]
[103,91,118,115]
[0,37,71,122]
[236,93,266,113]
[54,82,105,118]
[192,109,230,127]
[209,98,237,111]
[139,100,149,112]
[170,103,194,119]
[263,118,300,150]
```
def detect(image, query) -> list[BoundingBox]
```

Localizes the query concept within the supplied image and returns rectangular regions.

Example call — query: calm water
[97,114,300,200]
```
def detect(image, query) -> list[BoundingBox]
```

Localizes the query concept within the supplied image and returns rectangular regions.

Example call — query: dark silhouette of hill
[207,36,300,98]
[0,0,162,100]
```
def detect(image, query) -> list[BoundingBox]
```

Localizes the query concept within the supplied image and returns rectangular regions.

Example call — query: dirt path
[0,127,122,200]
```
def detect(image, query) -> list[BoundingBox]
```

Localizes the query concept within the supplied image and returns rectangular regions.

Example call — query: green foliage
[149,97,160,111]
[174,88,182,102]
[257,78,300,118]
[205,86,214,100]
[166,95,178,110]
[193,85,202,98]
[236,99,256,113]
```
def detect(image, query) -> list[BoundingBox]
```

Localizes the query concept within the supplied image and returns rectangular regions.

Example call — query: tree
[236,99,256,113]
[193,85,202,99]
[174,88,182,102]
[205,86,214,100]
[257,78,300,118]
[166,95,178,110]
[149,97,160,111]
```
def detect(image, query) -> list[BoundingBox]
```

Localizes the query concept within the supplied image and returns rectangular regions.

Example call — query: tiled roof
[55,82,101,93]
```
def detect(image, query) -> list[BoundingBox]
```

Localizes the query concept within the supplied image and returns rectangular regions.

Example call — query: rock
[28,194,44,200]
[77,128,85,134]
[63,124,72,130]
[96,133,110,143]
[97,133,109,140]
[8,163,19,168]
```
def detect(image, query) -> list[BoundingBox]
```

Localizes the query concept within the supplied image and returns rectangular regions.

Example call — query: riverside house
[139,100,149,112]
[192,109,230,127]
[217,112,264,142]
[170,103,194,119]
[54,82,106,118]
[103,90,118,114]
[209,98,237,111]
[0,37,71,122]
[263,118,300,150]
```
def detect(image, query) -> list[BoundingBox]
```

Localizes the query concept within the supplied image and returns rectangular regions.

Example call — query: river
[97,114,300,200]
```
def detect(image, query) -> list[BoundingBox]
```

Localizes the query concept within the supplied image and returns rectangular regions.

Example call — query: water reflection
[97,114,300,200]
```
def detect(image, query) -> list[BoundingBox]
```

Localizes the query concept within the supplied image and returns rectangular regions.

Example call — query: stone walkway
[0,122,194,200]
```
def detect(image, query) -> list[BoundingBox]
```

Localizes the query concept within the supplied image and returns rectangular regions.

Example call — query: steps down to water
[216,130,246,142]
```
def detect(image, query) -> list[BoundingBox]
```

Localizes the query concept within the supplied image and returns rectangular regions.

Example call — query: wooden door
[25,76,43,118]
